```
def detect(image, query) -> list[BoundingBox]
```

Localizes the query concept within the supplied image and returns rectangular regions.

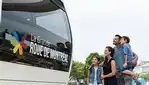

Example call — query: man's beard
[113,42,119,45]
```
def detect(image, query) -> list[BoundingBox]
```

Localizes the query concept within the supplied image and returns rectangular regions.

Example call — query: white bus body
[0,0,72,85]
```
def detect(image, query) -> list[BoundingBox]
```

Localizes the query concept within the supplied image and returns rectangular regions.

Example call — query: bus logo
[10,31,27,55]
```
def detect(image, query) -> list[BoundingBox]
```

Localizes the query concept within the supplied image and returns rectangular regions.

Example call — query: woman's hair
[103,46,114,67]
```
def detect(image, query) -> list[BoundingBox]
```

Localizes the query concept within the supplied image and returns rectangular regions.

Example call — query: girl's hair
[103,46,114,67]
[92,55,100,62]
[89,55,100,73]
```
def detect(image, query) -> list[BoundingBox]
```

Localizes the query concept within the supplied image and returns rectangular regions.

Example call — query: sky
[63,0,149,63]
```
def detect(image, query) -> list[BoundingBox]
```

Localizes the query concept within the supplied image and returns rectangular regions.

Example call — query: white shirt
[94,66,98,81]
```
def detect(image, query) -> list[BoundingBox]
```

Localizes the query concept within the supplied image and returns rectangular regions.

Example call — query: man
[113,34,138,85]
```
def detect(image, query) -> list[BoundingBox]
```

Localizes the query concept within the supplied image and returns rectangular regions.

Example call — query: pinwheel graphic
[10,31,27,55]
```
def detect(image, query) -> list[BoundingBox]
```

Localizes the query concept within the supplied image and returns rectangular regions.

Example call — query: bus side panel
[0,81,66,85]
[0,61,68,84]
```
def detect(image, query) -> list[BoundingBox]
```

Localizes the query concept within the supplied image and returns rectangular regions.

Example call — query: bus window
[0,0,72,72]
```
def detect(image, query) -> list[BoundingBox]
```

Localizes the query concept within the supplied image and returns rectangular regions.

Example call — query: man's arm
[133,52,138,59]
[124,54,128,67]
[132,52,138,66]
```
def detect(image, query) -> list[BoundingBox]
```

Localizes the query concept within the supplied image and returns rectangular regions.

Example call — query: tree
[69,52,105,83]
[140,72,149,81]
[84,52,104,78]
[69,61,85,82]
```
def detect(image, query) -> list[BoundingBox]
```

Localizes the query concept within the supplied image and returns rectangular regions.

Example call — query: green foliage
[140,72,149,81]
[69,52,105,81]
[84,52,104,78]
[70,61,85,81]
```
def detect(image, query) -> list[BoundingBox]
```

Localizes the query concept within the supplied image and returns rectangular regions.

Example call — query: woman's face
[104,48,111,57]
[92,57,99,65]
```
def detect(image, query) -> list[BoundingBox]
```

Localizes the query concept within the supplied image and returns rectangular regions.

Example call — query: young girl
[87,56,104,85]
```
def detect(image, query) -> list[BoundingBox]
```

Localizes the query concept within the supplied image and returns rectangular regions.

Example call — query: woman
[101,46,118,85]
[87,55,104,85]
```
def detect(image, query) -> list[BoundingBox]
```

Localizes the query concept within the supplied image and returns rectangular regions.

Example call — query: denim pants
[89,80,102,85]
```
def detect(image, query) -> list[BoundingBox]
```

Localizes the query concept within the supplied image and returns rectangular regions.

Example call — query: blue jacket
[89,66,102,84]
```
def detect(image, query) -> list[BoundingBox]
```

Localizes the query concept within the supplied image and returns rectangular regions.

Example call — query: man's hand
[123,63,127,67]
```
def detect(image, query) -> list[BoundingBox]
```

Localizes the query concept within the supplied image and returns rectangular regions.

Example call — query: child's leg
[121,70,138,77]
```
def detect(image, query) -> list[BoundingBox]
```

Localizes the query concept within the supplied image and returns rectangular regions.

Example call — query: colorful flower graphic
[10,31,27,55]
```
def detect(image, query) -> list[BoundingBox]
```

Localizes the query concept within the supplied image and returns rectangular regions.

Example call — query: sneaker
[133,77,141,85]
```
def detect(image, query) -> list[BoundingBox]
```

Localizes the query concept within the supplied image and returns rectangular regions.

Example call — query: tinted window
[0,1,72,72]
[36,9,70,40]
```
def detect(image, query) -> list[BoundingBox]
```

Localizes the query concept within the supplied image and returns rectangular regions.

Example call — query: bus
[0,0,72,85]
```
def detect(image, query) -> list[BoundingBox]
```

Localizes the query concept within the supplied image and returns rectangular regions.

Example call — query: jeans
[117,73,132,85]
[89,80,102,85]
